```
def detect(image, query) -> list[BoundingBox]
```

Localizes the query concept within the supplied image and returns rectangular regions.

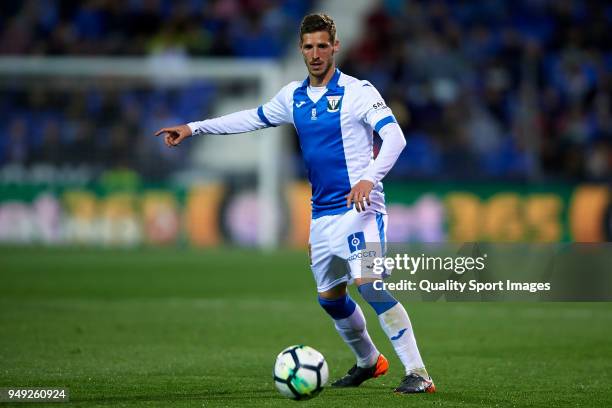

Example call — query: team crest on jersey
[326,95,342,112]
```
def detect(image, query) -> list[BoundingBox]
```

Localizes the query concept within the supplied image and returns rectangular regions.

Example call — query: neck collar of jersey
[302,68,341,90]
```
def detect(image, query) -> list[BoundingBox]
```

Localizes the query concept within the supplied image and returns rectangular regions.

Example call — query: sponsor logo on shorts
[347,250,377,262]
[347,231,366,253]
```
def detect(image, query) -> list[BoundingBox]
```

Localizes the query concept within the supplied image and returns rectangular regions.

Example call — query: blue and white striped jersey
[188,69,404,219]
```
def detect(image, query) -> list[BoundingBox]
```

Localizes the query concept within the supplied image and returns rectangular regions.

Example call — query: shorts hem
[316,276,349,293]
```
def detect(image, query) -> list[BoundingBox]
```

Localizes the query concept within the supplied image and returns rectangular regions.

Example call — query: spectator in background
[67,120,97,166]
[340,0,611,181]
[0,0,609,182]
[34,119,63,165]
[5,119,30,165]
[0,0,311,57]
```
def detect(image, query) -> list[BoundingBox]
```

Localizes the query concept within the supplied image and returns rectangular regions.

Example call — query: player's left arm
[346,83,407,212]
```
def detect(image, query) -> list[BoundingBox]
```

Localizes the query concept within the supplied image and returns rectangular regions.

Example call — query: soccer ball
[273,345,329,400]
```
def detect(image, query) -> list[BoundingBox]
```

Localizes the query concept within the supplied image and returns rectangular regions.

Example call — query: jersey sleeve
[187,108,267,135]
[361,122,407,185]
[187,82,295,135]
[257,82,296,127]
[353,81,397,133]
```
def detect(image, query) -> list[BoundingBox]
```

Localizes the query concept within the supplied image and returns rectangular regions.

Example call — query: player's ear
[333,39,340,54]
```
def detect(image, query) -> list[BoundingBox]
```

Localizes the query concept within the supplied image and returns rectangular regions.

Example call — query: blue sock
[318,294,357,320]
[357,282,398,315]
[318,294,379,367]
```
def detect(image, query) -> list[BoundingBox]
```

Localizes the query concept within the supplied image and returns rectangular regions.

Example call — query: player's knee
[357,281,398,315]
[318,294,356,320]
[318,282,346,300]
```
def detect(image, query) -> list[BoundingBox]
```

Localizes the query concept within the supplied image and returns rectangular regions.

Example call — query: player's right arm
[154,83,296,147]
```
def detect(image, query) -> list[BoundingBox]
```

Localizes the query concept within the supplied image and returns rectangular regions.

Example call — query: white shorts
[309,208,388,293]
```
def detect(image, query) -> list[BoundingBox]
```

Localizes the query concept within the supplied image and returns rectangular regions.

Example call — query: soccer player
[155,13,435,394]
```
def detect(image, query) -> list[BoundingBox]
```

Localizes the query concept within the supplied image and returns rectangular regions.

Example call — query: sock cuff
[318,294,357,320]
[357,349,380,368]
[358,282,398,315]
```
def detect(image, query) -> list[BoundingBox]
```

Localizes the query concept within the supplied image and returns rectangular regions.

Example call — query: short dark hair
[300,13,336,43]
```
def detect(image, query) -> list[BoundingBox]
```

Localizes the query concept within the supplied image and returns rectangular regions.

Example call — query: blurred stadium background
[0,0,610,247]
[1,2,612,406]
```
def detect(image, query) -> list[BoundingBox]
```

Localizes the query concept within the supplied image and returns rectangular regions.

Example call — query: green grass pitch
[1,247,611,407]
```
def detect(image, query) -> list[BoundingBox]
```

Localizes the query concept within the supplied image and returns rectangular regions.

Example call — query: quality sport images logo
[347,231,377,262]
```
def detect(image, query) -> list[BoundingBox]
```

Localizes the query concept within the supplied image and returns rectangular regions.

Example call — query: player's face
[300,31,339,81]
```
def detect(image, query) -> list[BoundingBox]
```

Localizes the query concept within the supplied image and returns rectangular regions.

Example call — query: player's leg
[318,283,381,364]
[310,215,386,387]
[355,277,434,393]
[318,281,388,387]
[339,210,435,393]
